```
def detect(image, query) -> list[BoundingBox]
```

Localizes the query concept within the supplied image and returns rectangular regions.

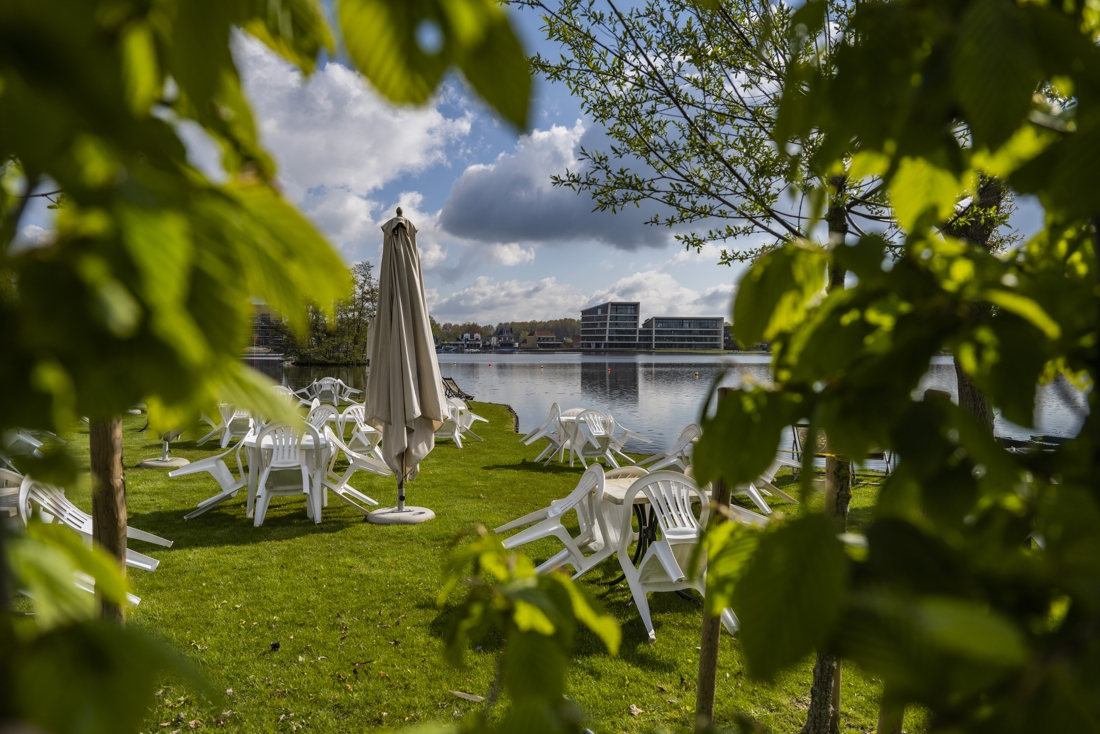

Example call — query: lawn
[45,404,925,733]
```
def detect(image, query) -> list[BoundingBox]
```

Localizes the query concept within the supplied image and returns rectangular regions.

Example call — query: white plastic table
[241,432,331,520]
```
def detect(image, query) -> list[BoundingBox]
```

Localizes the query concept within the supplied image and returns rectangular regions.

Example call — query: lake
[247,353,1088,457]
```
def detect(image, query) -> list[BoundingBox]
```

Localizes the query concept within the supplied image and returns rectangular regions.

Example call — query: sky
[17,4,1043,327]
[219,5,743,326]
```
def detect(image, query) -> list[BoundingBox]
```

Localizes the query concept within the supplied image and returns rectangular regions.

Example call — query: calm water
[246,353,1088,456]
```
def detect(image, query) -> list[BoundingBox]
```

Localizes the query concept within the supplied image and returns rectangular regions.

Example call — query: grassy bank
[46,405,921,733]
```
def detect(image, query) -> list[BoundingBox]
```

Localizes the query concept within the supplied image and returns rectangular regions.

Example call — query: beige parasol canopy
[363,209,446,523]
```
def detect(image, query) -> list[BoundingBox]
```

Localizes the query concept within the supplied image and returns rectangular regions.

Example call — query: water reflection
[581,361,638,405]
[245,353,1088,454]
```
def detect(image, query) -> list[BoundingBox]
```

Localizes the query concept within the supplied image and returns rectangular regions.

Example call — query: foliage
[521,0,895,263]
[436,529,620,734]
[0,0,530,732]
[433,319,581,342]
[271,261,378,365]
[697,0,1100,731]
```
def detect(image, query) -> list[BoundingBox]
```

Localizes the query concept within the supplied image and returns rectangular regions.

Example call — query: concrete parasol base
[367,506,435,525]
[137,457,190,469]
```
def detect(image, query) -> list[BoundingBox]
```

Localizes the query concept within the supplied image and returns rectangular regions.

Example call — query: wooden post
[90,417,126,624]
[695,386,732,731]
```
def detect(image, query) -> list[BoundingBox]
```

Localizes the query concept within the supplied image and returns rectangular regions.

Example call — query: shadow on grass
[480,461,585,475]
[125,505,363,550]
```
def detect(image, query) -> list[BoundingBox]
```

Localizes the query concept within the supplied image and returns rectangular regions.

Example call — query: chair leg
[185,491,235,520]
[253,491,272,527]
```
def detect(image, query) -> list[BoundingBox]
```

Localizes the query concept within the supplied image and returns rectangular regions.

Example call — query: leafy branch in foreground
[697,0,1100,731]
[436,529,620,734]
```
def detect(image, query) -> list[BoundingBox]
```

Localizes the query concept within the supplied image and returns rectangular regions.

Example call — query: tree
[273,261,378,364]
[522,0,895,264]
[698,1,1100,733]
[0,0,530,729]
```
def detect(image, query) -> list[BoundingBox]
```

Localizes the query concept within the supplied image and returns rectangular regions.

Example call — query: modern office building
[579,301,723,350]
[579,302,641,349]
[638,316,723,350]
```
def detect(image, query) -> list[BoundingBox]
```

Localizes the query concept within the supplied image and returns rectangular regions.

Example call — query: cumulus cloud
[233,34,471,254]
[431,276,587,322]
[587,271,734,318]
[439,121,674,251]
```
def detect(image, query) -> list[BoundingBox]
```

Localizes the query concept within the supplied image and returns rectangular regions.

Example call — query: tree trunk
[90,417,127,624]
[942,175,1005,435]
[954,352,994,432]
[876,682,904,734]
[695,388,733,732]
[803,184,852,734]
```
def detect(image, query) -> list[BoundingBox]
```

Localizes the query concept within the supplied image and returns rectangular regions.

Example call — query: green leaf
[701,521,762,614]
[455,8,531,129]
[7,520,131,630]
[734,515,849,680]
[952,0,1040,149]
[695,387,801,488]
[337,0,450,106]
[913,597,1028,668]
[338,0,530,128]
[120,22,160,114]
[242,0,335,75]
[560,576,620,656]
[889,157,965,233]
[732,241,827,346]
[13,621,212,734]
[979,289,1061,340]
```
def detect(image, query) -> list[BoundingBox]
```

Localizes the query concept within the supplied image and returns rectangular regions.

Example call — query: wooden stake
[90,416,126,624]
[695,387,732,732]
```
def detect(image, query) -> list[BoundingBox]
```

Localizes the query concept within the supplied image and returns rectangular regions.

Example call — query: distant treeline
[431,318,581,342]
[271,262,377,365]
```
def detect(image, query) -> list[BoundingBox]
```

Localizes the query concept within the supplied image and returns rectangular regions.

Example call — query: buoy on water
[695,371,699,377]
[489,363,492,367]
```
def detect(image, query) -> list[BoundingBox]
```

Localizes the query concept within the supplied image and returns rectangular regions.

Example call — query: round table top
[241,433,329,450]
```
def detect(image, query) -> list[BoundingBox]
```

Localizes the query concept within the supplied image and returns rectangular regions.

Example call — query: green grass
[44,406,924,733]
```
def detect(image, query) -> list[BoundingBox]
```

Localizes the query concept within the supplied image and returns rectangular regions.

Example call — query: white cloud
[233,34,471,255]
[665,242,722,267]
[9,224,56,254]
[587,271,733,318]
[431,276,587,322]
[439,121,674,250]
[488,243,536,266]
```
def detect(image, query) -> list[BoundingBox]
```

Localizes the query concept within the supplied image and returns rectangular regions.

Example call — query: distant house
[523,330,562,349]
[491,324,518,349]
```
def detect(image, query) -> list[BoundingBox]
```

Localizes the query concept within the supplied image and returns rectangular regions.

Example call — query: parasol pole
[397,452,406,511]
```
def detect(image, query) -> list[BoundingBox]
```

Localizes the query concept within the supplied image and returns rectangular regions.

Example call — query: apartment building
[579,302,723,350]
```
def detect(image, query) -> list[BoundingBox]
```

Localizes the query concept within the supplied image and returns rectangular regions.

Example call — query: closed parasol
[363,207,446,524]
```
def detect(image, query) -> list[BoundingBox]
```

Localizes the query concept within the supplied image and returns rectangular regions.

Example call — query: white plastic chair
[320,427,387,514]
[170,440,250,519]
[573,410,621,469]
[16,476,170,572]
[617,471,738,641]
[495,465,615,578]
[435,403,464,449]
[1,467,24,517]
[449,397,488,442]
[341,405,384,461]
[606,414,651,464]
[252,422,323,527]
[523,403,566,461]
[198,404,253,448]
[638,424,701,473]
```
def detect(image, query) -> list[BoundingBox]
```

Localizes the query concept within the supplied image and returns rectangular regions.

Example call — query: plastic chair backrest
[639,471,708,538]
[578,409,610,439]
[258,423,304,468]
[308,404,338,429]
[671,424,701,457]
[19,475,88,528]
